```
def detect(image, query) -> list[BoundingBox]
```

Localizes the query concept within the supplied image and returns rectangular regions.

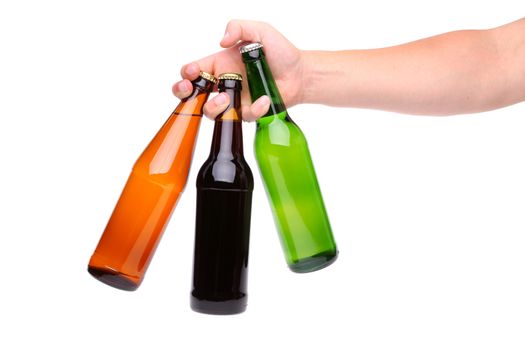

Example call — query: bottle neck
[209,87,244,159]
[174,77,213,116]
[243,54,287,120]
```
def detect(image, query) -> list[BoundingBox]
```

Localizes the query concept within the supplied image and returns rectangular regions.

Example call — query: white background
[1,0,524,349]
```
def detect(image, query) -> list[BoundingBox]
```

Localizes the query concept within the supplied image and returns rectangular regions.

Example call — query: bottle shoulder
[256,112,303,132]
[255,114,307,149]
[196,157,254,190]
[134,113,201,175]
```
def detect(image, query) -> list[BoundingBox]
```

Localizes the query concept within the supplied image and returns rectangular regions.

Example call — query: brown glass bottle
[88,72,216,291]
[191,73,254,314]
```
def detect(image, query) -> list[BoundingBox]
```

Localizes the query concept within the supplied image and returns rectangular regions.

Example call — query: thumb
[242,95,271,122]
[220,20,268,48]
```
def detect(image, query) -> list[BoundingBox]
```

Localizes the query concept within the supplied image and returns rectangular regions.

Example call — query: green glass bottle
[240,43,338,273]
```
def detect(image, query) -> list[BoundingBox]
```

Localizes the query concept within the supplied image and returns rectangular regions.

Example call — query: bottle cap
[239,43,263,54]
[218,73,243,81]
[199,71,218,84]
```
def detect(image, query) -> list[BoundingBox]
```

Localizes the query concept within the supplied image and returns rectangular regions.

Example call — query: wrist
[301,50,340,105]
[300,50,318,104]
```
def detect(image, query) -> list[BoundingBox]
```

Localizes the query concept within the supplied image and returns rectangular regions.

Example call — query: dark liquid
[191,78,253,315]
[191,187,252,315]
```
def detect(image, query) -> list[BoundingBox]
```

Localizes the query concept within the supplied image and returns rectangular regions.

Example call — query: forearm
[302,18,525,115]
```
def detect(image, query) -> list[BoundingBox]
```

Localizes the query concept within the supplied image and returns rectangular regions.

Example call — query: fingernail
[255,95,270,106]
[254,95,270,111]
[178,81,189,94]
[222,31,230,41]
[214,92,228,106]
[252,95,270,117]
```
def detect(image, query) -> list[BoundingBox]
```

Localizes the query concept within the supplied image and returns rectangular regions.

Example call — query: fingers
[175,19,275,114]
[203,92,230,120]
[242,95,271,121]
[179,53,219,80]
[172,79,193,99]
[203,94,270,122]
[179,62,201,81]
[180,57,218,87]
[174,55,220,99]
[173,63,203,100]
[174,48,245,102]
[220,20,268,48]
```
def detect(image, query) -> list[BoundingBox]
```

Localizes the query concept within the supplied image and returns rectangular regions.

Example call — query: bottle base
[190,296,247,315]
[87,266,139,291]
[288,250,338,273]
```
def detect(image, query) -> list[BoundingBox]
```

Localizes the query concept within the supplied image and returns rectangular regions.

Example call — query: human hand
[172,20,304,121]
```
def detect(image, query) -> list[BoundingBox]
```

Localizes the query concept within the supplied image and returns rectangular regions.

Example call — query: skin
[173,18,525,120]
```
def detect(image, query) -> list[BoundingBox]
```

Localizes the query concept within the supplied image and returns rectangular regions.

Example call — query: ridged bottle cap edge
[199,71,218,84]
[218,72,243,81]
[239,42,263,54]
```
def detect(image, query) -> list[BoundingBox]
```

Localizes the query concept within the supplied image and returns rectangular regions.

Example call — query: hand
[172,20,304,121]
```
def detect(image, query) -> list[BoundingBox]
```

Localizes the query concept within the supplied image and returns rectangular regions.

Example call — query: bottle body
[88,75,214,291]
[88,170,182,290]
[191,74,254,314]
[255,112,337,272]
[241,43,337,273]
[191,176,253,314]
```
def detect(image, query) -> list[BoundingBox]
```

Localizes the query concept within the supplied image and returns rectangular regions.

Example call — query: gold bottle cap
[239,42,263,54]
[199,71,218,84]
[218,72,243,81]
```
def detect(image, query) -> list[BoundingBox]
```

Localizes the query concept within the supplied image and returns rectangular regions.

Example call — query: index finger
[180,52,220,81]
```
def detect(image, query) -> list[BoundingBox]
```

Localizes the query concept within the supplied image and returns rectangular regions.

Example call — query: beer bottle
[240,43,338,273]
[191,73,254,314]
[88,72,216,291]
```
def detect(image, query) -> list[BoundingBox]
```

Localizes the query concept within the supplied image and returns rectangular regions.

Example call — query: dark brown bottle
[191,73,254,314]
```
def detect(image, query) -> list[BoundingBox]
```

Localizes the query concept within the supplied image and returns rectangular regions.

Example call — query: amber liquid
[88,87,210,291]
